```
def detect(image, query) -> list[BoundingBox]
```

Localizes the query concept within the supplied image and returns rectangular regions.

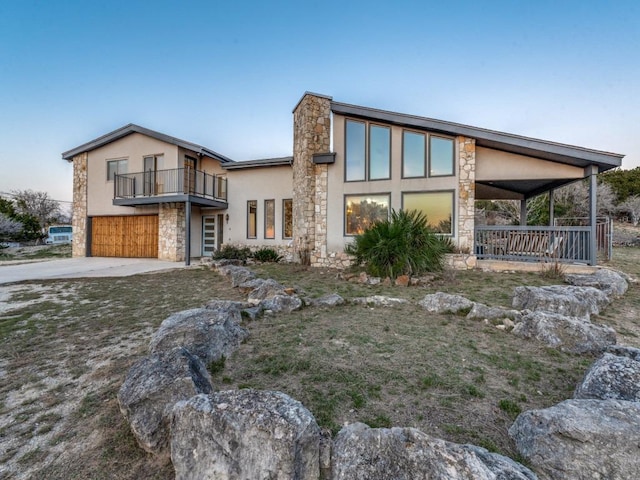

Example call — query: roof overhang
[62,124,234,164]
[222,156,293,170]
[330,101,624,173]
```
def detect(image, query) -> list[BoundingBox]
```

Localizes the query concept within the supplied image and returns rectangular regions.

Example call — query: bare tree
[11,190,60,229]
[617,195,640,226]
[554,181,617,219]
[0,213,22,241]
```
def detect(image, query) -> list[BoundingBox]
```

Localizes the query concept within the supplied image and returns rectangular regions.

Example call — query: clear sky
[0,0,638,203]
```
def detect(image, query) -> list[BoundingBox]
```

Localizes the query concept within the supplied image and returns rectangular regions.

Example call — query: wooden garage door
[91,215,158,258]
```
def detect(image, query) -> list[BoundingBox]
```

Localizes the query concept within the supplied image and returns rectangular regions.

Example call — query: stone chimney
[292,92,332,265]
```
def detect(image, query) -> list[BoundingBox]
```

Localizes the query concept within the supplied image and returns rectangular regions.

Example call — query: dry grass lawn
[1,248,639,479]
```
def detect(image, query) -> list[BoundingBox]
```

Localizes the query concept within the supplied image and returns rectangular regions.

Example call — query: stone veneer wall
[457,136,476,254]
[71,153,88,257]
[158,203,185,261]
[292,93,331,265]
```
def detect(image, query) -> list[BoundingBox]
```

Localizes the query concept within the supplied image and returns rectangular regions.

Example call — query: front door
[202,216,216,256]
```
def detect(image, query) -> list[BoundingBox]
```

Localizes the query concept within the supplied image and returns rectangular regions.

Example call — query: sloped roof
[331,101,624,172]
[61,124,234,163]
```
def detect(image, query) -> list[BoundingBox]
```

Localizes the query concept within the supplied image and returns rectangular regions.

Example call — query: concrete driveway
[0,257,187,285]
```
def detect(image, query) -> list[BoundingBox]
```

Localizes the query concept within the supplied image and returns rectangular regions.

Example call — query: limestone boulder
[512,285,609,319]
[574,352,640,401]
[237,277,266,293]
[308,293,346,307]
[332,422,537,479]
[606,344,640,361]
[260,294,303,314]
[565,269,628,297]
[211,258,244,269]
[117,347,212,456]
[418,292,474,314]
[466,303,523,323]
[220,265,256,287]
[512,311,616,354]
[509,399,640,480]
[204,299,250,312]
[351,295,410,307]
[247,278,287,304]
[171,390,321,480]
[149,308,248,364]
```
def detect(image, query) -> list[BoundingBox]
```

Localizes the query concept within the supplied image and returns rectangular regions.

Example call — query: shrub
[212,244,251,261]
[252,247,282,263]
[345,209,453,279]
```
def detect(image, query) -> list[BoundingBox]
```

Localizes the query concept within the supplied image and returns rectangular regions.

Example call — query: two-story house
[62,92,623,268]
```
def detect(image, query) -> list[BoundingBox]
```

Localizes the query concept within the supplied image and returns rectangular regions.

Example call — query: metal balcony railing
[114,168,227,202]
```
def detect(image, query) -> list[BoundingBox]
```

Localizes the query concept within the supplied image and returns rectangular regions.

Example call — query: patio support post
[185,199,191,266]
[520,199,527,226]
[587,165,598,265]
[549,189,555,226]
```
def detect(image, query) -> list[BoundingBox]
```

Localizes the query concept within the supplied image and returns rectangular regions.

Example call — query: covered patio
[471,138,623,266]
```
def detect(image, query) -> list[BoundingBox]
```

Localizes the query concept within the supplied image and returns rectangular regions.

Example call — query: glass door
[202,216,216,256]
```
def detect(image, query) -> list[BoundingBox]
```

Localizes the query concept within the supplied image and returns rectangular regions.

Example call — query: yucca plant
[345,209,453,279]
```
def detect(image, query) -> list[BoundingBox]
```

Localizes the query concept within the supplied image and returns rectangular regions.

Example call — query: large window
[247,200,257,239]
[345,120,366,181]
[107,158,127,181]
[282,199,293,239]
[402,131,455,178]
[429,136,455,176]
[402,131,426,178]
[344,194,390,236]
[264,199,275,239]
[369,125,390,180]
[402,191,454,234]
[345,120,390,181]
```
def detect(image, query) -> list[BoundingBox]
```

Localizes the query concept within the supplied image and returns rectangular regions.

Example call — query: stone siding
[71,153,88,257]
[292,93,331,266]
[457,136,476,252]
[158,203,185,261]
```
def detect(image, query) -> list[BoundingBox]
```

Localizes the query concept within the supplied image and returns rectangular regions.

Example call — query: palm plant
[345,209,453,279]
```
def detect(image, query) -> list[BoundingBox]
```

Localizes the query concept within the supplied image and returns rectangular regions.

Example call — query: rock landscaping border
[117,263,636,478]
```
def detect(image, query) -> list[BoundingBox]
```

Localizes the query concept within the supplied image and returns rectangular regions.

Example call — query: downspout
[549,189,555,226]
[185,199,191,266]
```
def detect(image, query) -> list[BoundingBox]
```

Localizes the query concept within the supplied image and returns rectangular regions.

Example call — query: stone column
[158,203,186,261]
[71,152,88,257]
[457,136,476,253]
[292,92,332,265]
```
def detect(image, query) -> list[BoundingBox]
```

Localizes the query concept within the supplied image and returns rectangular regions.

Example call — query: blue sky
[0,0,638,203]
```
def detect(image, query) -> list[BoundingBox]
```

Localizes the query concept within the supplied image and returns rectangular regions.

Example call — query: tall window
[107,159,127,181]
[429,136,454,176]
[282,199,293,239]
[402,191,454,234]
[345,120,366,181]
[344,194,390,235]
[402,131,426,178]
[345,120,391,181]
[369,125,390,180]
[264,199,275,239]
[247,200,257,238]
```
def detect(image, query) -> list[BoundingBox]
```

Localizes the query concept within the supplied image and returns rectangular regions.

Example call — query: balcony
[113,168,228,208]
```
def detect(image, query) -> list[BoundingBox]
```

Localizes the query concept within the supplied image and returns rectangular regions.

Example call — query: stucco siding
[224,165,293,247]
[476,146,584,181]
[86,133,179,216]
